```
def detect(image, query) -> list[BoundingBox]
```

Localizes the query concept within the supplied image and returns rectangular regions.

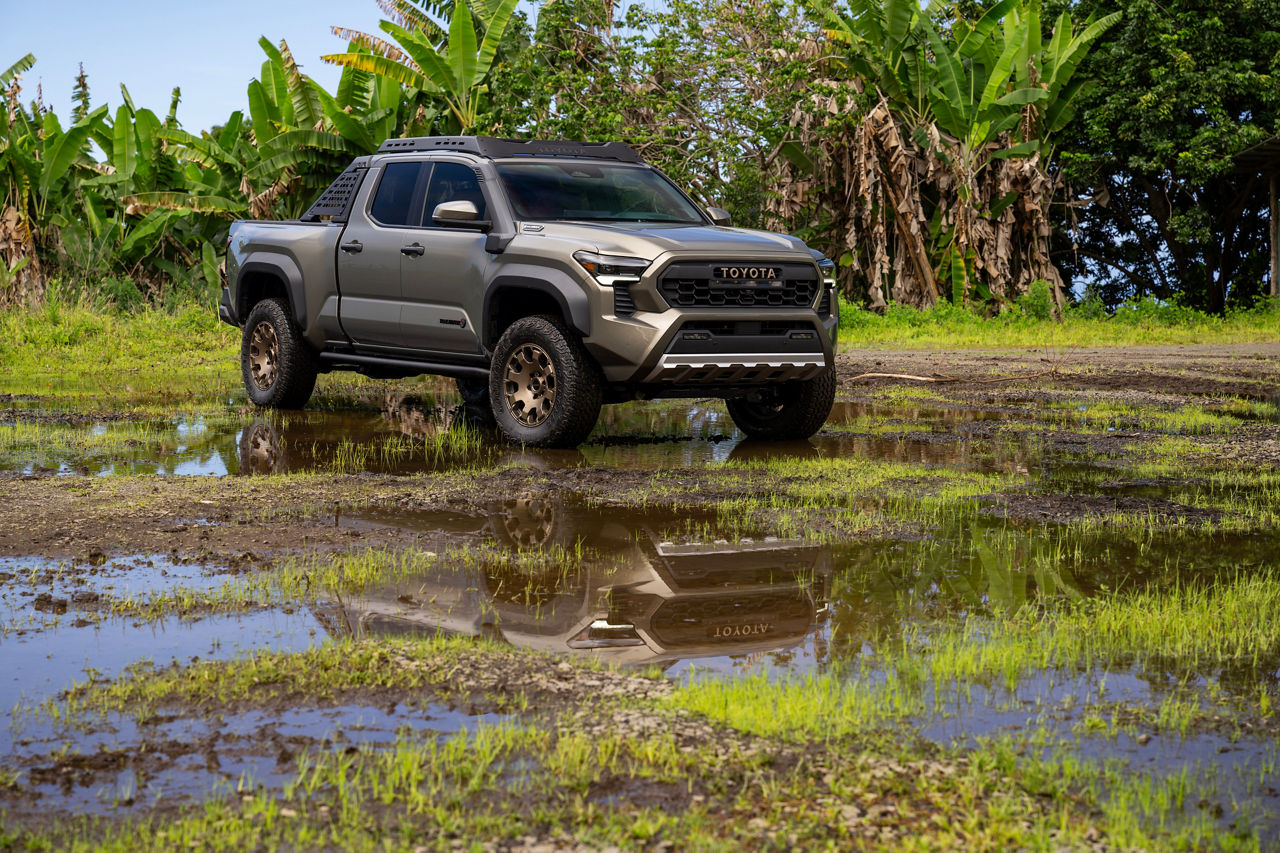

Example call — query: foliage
[1047,0,1280,312]
[1,0,1276,316]
[0,35,417,306]
[323,0,522,133]
[487,0,820,221]
[766,0,1118,310]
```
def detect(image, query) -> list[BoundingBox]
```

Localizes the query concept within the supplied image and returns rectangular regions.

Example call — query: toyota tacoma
[220,136,839,448]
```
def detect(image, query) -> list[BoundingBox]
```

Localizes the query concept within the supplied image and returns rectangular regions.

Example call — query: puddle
[9,699,507,817]
[1,396,1053,477]
[0,604,322,730]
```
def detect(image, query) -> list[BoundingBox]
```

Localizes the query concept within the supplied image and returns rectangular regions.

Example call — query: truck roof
[376,136,644,164]
[300,137,647,222]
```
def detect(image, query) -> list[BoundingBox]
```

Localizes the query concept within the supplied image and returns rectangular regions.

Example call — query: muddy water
[0,554,322,713]
[1,394,1042,476]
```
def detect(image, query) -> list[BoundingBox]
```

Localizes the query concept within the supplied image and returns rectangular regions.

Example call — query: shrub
[1017,279,1055,321]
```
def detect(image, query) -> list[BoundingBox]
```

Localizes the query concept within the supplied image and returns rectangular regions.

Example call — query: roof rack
[376,136,645,164]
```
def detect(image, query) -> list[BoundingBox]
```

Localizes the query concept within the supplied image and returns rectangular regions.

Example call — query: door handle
[340,240,363,254]
[401,243,425,257]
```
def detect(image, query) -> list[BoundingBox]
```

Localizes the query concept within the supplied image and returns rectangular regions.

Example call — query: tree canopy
[1,0,1277,314]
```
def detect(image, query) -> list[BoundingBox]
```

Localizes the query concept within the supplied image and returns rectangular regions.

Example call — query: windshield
[496,161,705,224]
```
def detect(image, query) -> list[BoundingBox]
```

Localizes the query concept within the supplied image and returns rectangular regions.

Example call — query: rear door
[336,160,427,349]
[398,161,490,355]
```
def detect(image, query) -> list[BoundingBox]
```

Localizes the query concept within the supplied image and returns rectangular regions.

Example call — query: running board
[319,351,490,380]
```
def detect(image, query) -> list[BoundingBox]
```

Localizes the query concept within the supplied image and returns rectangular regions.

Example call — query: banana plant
[323,0,521,133]
[809,0,1119,308]
[0,54,42,301]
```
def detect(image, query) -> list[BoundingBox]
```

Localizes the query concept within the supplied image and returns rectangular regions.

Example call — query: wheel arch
[236,253,307,331]
[482,275,590,350]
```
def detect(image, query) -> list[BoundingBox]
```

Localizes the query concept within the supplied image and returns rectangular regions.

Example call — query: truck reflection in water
[317,500,832,667]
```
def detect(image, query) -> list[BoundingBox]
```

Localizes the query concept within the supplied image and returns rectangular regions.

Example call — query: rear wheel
[726,366,836,440]
[241,298,317,409]
[489,316,602,448]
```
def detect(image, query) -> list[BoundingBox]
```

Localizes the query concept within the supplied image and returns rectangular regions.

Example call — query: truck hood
[530,221,813,260]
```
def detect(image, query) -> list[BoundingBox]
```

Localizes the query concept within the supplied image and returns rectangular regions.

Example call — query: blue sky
[1,1,393,131]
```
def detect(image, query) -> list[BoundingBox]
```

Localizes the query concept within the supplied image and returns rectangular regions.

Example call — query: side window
[369,162,424,226]
[422,162,487,224]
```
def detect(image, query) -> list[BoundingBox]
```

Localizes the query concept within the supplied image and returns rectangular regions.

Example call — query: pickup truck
[220,136,839,448]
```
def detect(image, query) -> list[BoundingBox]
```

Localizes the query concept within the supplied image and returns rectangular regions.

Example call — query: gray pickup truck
[220,136,838,447]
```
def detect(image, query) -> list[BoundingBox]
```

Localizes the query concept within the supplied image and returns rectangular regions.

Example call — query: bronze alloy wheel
[503,343,557,427]
[500,498,558,549]
[248,321,280,391]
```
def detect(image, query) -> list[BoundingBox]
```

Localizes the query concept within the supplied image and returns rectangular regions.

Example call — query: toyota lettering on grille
[714,265,781,281]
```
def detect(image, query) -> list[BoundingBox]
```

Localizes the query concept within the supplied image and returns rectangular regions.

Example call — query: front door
[399,161,489,355]
[336,160,427,349]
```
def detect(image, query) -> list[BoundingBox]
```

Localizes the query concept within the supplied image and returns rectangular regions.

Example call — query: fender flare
[236,253,307,331]
[482,274,591,348]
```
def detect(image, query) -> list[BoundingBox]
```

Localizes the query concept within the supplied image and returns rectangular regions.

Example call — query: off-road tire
[489,315,602,448]
[455,376,497,429]
[726,366,836,441]
[241,298,318,409]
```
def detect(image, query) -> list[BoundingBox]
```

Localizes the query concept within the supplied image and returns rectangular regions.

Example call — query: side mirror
[433,200,480,223]
[707,207,732,227]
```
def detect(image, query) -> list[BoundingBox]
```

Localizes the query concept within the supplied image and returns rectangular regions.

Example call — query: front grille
[681,321,812,337]
[649,592,813,648]
[613,284,636,316]
[817,288,832,317]
[659,262,818,309]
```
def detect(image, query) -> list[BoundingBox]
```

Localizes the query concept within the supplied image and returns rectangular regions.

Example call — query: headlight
[817,257,836,287]
[573,251,651,286]
[566,619,645,649]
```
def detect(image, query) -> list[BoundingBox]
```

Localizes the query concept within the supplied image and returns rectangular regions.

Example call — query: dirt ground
[837,342,1280,399]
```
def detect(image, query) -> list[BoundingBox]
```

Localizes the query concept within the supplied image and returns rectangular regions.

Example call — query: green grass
[0,296,236,392]
[839,294,1280,349]
[671,572,1280,743]
[0,296,395,409]
[1036,399,1267,435]
[55,637,550,718]
[5,292,1277,399]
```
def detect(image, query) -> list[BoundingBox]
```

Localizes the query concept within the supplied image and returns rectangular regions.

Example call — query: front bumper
[586,309,838,386]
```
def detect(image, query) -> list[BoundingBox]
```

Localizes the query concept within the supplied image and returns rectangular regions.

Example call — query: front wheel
[726,367,836,441]
[240,298,318,409]
[489,316,602,448]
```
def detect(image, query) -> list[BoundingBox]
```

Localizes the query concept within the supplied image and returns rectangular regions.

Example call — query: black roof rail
[376,136,645,164]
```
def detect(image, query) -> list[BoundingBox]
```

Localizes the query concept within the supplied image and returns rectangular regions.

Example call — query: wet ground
[1,344,1279,848]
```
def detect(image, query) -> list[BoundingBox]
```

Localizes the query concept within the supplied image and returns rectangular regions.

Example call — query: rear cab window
[369,162,425,226]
